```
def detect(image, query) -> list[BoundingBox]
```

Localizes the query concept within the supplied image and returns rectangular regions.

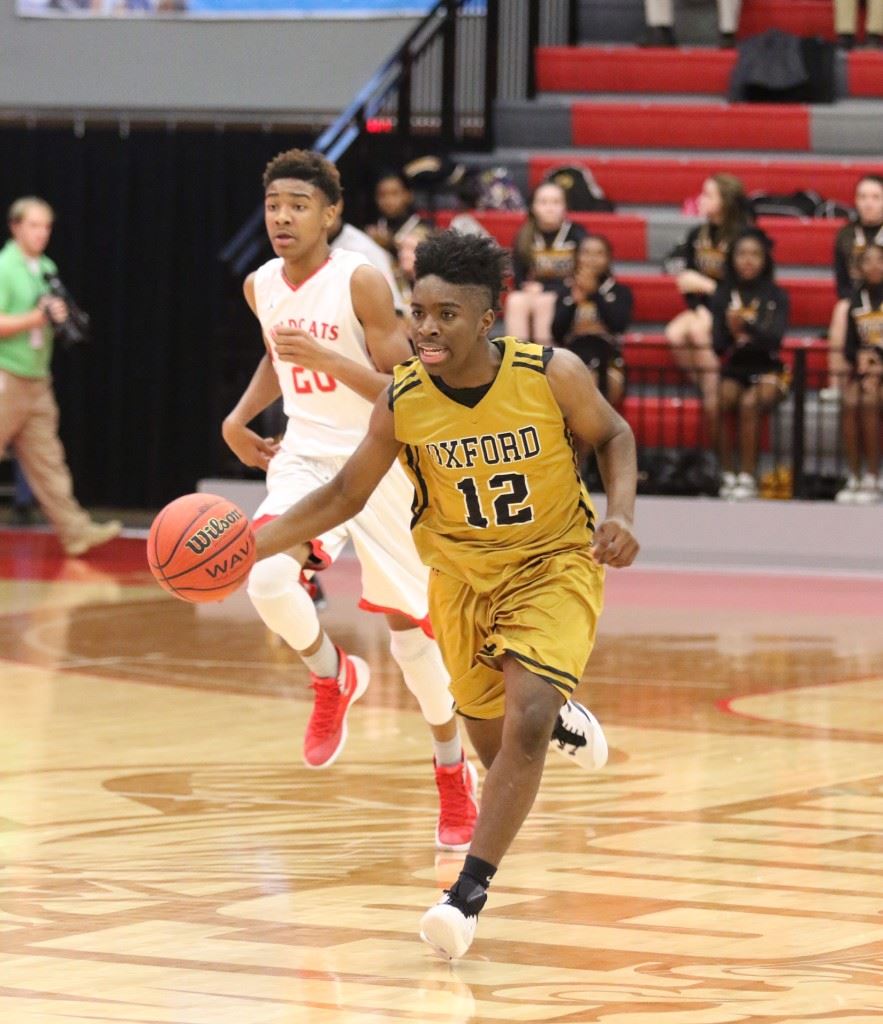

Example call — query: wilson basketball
[147,493,255,603]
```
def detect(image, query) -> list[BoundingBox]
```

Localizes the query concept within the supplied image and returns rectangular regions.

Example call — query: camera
[42,272,91,349]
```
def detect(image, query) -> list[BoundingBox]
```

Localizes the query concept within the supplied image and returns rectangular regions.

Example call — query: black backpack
[544,165,615,213]
[749,189,823,218]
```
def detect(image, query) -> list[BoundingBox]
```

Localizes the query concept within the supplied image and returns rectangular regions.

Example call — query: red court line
[605,568,883,616]
[0,529,150,585]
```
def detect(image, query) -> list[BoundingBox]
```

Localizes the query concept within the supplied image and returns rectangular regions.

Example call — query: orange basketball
[147,493,256,603]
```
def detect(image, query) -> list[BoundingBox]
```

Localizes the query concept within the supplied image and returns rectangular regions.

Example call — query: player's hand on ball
[272,327,331,371]
[591,517,639,568]
[222,419,279,470]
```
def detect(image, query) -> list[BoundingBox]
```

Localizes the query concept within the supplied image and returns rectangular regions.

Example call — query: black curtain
[0,125,313,511]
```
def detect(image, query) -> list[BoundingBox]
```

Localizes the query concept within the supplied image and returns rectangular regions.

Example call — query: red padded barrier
[737,0,835,41]
[536,46,736,95]
[528,156,883,204]
[571,103,811,151]
[433,210,647,259]
[849,53,883,98]
[621,274,837,327]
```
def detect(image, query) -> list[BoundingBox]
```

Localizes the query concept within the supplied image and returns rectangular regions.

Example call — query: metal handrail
[219,0,467,273]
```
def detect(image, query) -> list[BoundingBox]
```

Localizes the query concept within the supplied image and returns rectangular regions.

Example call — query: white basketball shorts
[253,450,431,632]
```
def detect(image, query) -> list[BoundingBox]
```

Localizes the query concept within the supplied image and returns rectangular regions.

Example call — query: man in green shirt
[0,196,120,556]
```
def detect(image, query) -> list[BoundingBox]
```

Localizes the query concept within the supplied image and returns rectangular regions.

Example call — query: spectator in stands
[665,173,752,420]
[552,235,633,405]
[835,0,883,48]
[328,203,406,315]
[394,226,434,308]
[712,228,789,500]
[835,242,883,503]
[641,0,742,48]
[365,171,432,257]
[827,175,883,393]
[504,182,585,347]
[0,196,121,555]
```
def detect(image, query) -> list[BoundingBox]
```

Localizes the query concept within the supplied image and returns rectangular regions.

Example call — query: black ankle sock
[448,855,497,916]
[461,855,497,889]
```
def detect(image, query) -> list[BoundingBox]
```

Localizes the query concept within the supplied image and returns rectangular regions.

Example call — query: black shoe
[719,31,735,48]
[837,33,856,50]
[638,25,676,47]
[11,503,39,526]
[867,33,882,48]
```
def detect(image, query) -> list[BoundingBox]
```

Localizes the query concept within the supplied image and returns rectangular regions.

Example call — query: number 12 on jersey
[456,473,534,528]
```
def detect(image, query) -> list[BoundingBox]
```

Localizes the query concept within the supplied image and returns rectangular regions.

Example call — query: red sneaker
[434,755,479,851]
[303,648,370,769]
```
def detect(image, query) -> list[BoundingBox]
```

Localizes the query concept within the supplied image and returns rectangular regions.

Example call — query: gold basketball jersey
[390,337,596,592]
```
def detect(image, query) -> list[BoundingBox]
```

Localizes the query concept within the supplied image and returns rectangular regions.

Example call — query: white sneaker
[718,471,737,499]
[835,474,861,504]
[854,473,881,505]
[420,893,478,960]
[730,472,757,501]
[550,700,608,770]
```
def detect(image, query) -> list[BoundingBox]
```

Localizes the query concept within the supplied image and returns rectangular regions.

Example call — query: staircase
[448,9,883,459]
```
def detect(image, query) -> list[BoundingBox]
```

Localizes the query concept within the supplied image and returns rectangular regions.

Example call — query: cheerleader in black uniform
[827,176,883,394]
[665,173,752,414]
[552,235,634,405]
[713,229,790,500]
[504,182,585,346]
[835,242,883,504]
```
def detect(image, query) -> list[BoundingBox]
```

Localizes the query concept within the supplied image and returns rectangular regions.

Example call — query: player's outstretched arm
[546,348,639,568]
[255,393,403,561]
[222,273,283,470]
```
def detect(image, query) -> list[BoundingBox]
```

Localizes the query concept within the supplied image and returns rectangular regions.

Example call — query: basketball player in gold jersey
[253,231,639,959]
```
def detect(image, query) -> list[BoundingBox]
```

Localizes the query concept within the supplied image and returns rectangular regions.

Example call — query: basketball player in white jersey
[222,149,607,851]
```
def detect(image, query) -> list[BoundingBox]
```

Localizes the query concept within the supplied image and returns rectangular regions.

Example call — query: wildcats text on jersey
[424,426,542,470]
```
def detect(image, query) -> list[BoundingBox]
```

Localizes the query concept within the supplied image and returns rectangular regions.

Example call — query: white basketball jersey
[252,249,375,457]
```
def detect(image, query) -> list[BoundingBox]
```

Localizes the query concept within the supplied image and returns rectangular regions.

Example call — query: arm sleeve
[511,246,531,289]
[844,301,860,364]
[683,226,700,272]
[710,285,732,357]
[834,229,853,299]
[596,282,633,335]
[744,287,789,353]
[551,294,576,344]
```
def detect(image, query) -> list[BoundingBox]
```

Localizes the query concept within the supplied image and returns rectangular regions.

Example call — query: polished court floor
[1,527,883,1023]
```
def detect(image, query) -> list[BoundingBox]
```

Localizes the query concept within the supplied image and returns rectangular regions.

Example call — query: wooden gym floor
[1,527,882,1024]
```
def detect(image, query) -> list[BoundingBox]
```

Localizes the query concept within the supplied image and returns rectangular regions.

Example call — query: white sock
[433,735,463,767]
[302,633,340,682]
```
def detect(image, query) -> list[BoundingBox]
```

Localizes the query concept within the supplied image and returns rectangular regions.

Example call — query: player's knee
[389,627,454,727]
[508,691,560,757]
[247,553,301,600]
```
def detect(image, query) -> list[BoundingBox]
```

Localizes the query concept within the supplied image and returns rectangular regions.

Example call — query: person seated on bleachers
[712,228,790,500]
[665,173,752,417]
[827,175,883,394]
[394,226,434,308]
[640,0,743,48]
[835,242,883,504]
[551,235,634,405]
[504,182,585,347]
[834,0,883,49]
[365,170,432,258]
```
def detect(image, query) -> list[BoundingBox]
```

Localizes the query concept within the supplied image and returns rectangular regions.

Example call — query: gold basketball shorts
[429,547,605,720]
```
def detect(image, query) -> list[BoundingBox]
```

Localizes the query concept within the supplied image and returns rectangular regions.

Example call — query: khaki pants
[835,0,883,33]
[645,0,742,33]
[0,369,91,545]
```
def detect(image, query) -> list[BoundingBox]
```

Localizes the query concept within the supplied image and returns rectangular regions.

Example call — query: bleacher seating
[445,27,883,458]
